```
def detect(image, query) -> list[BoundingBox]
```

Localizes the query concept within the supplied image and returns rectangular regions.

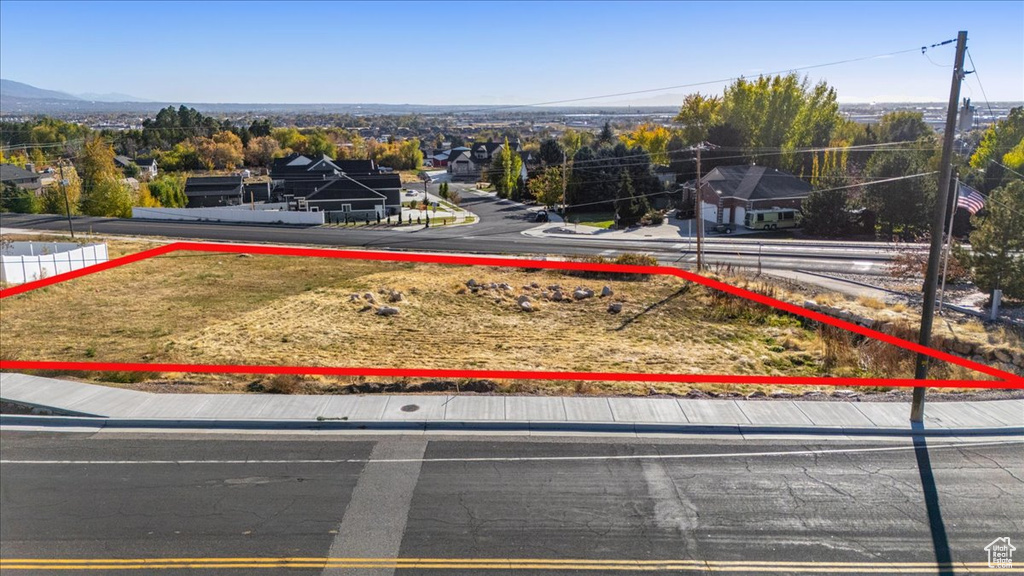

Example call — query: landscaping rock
[519,300,533,312]
[952,340,974,355]
[548,284,561,291]
[531,282,540,289]
[487,282,498,289]
[363,293,376,303]
[573,288,594,300]
[467,279,478,288]
[832,389,859,398]
[552,290,564,302]
[375,306,400,317]
[388,290,404,303]
[499,283,513,292]
[349,293,361,302]
[516,295,531,305]
[747,390,766,399]
[994,348,1013,363]
[770,391,794,399]
[607,302,623,314]
[601,286,613,297]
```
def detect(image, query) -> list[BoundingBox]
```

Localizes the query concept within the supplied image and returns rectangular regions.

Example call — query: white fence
[132,206,324,225]
[0,242,109,285]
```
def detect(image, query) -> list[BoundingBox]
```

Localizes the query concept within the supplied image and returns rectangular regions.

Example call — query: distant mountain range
[1,79,150,103]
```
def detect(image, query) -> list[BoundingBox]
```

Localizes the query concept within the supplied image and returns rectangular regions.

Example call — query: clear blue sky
[1,1,1021,105]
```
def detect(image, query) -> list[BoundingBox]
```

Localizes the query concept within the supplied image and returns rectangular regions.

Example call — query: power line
[453,41,950,114]
[964,48,996,120]
[561,170,937,211]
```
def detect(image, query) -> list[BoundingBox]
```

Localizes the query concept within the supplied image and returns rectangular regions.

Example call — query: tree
[528,166,564,208]
[876,111,933,143]
[801,147,850,236]
[0,182,41,213]
[613,170,649,228]
[674,92,721,143]
[137,182,162,208]
[248,118,273,138]
[560,129,592,159]
[76,136,119,192]
[148,174,188,208]
[863,147,936,239]
[968,180,1024,300]
[538,138,564,166]
[158,141,203,171]
[196,130,244,170]
[489,138,522,199]
[81,178,134,218]
[597,122,615,146]
[244,135,281,167]
[620,123,671,165]
[39,165,82,215]
[717,74,842,170]
[970,106,1024,193]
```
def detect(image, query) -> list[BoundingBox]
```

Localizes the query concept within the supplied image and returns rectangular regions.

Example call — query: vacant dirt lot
[1,241,1018,396]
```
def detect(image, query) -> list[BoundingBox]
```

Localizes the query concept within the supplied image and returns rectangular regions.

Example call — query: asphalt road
[0,192,896,275]
[2,432,1022,574]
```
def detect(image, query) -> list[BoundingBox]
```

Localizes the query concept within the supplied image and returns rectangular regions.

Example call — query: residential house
[184,175,243,208]
[113,155,158,180]
[0,163,42,193]
[269,153,401,217]
[113,155,134,171]
[447,141,522,181]
[136,158,158,179]
[242,181,276,204]
[692,165,812,227]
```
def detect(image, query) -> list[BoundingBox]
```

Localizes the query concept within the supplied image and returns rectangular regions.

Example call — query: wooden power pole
[911,30,968,423]
[695,144,704,272]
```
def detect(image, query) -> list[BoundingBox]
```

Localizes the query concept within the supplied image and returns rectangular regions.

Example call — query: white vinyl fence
[132,206,324,225]
[0,242,108,285]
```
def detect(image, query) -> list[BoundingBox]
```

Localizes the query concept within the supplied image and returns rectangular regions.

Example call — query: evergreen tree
[968,180,1024,300]
[614,171,648,228]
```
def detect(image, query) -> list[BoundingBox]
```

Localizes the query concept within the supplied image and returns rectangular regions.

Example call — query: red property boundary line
[1,240,1021,389]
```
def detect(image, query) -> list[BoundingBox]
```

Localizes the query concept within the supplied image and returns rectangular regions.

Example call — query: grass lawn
[1,237,1016,395]
[566,211,616,229]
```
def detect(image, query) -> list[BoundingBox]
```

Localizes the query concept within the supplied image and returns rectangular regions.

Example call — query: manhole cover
[400,404,420,412]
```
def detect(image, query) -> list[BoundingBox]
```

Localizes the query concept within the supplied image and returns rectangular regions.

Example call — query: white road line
[2,440,1020,466]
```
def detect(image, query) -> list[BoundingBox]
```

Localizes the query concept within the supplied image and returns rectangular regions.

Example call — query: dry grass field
[1,238,1019,396]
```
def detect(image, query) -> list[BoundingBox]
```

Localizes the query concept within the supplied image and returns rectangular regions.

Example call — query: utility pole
[695,144,704,272]
[58,160,75,239]
[561,148,567,216]
[911,30,968,423]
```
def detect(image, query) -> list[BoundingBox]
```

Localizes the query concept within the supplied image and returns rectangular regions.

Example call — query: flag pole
[938,177,959,314]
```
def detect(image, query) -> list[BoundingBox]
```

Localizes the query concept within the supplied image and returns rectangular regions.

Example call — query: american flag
[957,182,986,214]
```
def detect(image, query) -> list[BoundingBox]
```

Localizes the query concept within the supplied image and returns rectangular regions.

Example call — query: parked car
[532,211,549,223]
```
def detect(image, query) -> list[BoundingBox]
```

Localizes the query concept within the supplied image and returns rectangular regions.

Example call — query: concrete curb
[3,414,1022,437]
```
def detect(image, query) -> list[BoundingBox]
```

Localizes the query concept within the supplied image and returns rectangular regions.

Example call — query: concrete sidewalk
[1,373,1020,436]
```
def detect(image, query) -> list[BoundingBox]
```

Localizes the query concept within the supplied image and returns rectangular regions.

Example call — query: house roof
[701,165,812,202]
[114,155,134,167]
[184,175,243,197]
[135,158,157,167]
[0,163,41,184]
[305,173,401,201]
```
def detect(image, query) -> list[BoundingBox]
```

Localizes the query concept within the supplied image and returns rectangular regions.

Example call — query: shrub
[888,245,971,283]
[640,210,665,226]
[563,252,658,280]
[265,373,303,394]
